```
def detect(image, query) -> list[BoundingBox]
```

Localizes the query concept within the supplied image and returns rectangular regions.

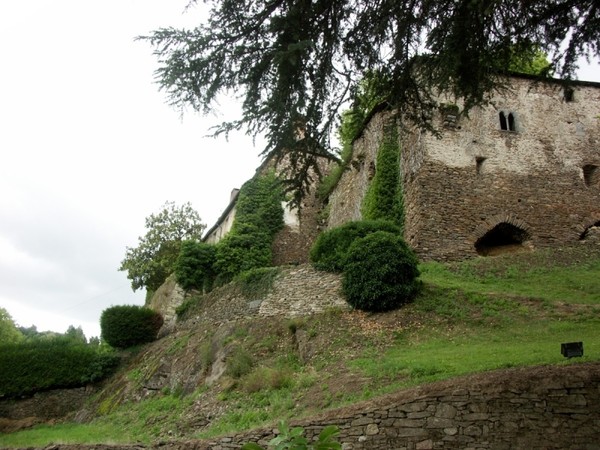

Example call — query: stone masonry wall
[42,363,600,450]
[179,265,348,330]
[402,76,600,261]
[328,76,600,261]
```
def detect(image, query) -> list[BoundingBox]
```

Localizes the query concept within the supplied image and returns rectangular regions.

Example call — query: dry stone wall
[180,265,348,330]
[40,363,600,450]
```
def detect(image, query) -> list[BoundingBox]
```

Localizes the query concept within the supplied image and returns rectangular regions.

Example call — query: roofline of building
[202,189,240,242]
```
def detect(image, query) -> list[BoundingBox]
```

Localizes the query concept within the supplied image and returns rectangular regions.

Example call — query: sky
[0,2,599,340]
[0,0,262,339]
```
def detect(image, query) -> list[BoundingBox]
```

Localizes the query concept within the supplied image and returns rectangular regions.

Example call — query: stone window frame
[498,110,518,132]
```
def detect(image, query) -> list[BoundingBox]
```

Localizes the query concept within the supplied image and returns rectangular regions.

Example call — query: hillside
[1,245,599,448]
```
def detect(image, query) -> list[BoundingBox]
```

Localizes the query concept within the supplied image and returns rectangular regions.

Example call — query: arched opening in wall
[475,222,531,256]
[507,113,516,131]
[579,221,600,241]
[499,111,508,130]
[582,165,599,188]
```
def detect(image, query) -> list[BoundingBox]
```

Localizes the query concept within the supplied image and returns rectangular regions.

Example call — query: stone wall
[328,111,395,228]
[328,76,600,261]
[0,387,96,432]
[403,76,600,261]
[180,264,347,329]
[40,363,600,450]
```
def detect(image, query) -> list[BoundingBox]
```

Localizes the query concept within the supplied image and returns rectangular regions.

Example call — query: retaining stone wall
[181,265,347,330]
[37,363,600,450]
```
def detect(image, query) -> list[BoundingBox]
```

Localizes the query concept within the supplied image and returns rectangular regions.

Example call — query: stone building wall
[328,76,600,261]
[327,111,396,228]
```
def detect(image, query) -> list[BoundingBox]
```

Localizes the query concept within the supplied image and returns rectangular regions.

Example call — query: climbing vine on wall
[361,122,404,227]
[215,170,285,282]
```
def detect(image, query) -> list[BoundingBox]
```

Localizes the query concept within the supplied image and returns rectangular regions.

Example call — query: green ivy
[361,122,404,227]
[215,171,284,281]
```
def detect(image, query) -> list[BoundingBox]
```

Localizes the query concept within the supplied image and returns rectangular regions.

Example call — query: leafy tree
[142,1,598,201]
[361,123,403,226]
[65,325,87,343]
[0,308,23,344]
[119,201,206,295]
[508,46,553,76]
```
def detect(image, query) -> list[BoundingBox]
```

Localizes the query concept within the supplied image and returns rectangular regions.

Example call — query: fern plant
[242,421,341,450]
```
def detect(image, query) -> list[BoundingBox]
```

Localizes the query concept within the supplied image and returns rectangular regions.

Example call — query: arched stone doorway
[475,222,531,256]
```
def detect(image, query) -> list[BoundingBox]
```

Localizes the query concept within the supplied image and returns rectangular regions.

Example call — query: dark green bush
[310,220,402,272]
[175,240,216,291]
[342,231,420,312]
[0,337,119,398]
[215,224,273,282]
[100,305,163,349]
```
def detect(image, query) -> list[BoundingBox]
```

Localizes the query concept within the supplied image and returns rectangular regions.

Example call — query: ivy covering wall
[361,122,404,227]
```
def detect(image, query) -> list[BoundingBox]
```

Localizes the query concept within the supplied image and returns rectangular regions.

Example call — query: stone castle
[205,74,600,262]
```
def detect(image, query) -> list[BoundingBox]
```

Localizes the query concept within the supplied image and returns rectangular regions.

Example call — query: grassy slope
[1,246,599,447]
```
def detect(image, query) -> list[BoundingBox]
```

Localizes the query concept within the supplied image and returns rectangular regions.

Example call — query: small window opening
[564,87,575,102]
[499,111,517,132]
[582,165,599,187]
[475,222,530,256]
[476,156,487,174]
[507,113,516,131]
[499,111,508,131]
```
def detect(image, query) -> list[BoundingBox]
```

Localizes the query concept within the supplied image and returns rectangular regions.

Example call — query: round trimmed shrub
[310,220,402,272]
[342,231,420,312]
[100,305,163,349]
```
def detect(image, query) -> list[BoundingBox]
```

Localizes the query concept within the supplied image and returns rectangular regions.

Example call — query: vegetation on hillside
[119,201,206,298]
[2,246,599,448]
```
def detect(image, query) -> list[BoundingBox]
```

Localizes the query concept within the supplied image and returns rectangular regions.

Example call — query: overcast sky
[0,0,262,339]
[1,2,599,340]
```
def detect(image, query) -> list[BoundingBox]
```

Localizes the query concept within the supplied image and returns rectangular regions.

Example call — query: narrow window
[499,111,508,130]
[583,165,599,187]
[564,87,575,102]
[508,113,516,131]
[476,156,486,174]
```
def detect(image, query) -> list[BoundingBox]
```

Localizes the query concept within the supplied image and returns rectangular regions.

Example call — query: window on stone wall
[564,87,575,102]
[499,111,508,130]
[476,156,487,175]
[475,222,531,256]
[499,111,517,132]
[583,164,599,187]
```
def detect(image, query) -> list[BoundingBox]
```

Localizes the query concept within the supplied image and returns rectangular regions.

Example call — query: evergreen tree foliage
[141,1,598,201]
[119,201,206,294]
[100,305,163,349]
[342,231,420,312]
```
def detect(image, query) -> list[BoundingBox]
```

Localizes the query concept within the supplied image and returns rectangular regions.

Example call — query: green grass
[350,319,599,390]
[2,247,599,448]
[420,255,600,304]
